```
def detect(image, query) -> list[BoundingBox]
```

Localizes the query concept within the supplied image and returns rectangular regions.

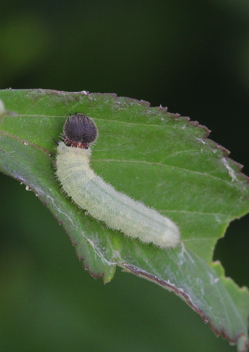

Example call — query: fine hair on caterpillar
[56,113,180,249]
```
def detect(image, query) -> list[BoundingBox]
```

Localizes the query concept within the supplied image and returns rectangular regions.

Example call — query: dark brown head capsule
[63,113,98,149]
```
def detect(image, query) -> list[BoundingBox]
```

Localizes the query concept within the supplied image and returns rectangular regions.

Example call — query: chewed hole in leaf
[213,214,249,288]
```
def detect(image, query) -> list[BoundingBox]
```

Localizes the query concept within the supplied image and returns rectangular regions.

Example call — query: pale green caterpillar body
[56,114,180,249]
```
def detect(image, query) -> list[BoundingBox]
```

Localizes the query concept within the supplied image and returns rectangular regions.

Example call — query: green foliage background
[1,1,249,351]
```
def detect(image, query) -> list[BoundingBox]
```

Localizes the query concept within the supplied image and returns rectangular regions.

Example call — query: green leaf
[0,89,248,351]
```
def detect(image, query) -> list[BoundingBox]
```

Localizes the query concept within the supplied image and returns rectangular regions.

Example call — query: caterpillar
[56,113,180,249]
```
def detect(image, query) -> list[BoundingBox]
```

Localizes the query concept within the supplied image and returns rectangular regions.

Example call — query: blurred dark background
[0,1,249,351]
